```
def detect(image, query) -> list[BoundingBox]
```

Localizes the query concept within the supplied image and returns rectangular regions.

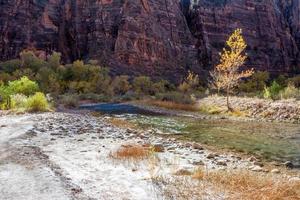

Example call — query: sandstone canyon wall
[0,0,300,82]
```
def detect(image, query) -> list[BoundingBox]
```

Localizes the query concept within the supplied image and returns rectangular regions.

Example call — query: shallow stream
[81,103,300,167]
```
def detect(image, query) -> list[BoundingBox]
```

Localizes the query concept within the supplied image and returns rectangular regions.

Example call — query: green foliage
[263,81,282,100]
[0,59,21,73]
[60,94,79,108]
[47,52,61,69]
[133,76,153,95]
[156,91,194,104]
[239,71,269,93]
[287,75,300,87]
[279,84,300,99]
[12,68,35,80]
[275,74,288,88]
[8,76,39,96]
[263,86,271,99]
[26,92,49,112]
[111,75,131,95]
[20,51,47,72]
[11,94,28,109]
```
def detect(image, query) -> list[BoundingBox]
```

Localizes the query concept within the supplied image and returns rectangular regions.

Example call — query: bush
[112,75,131,95]
[178,71,200,93]
[26,92,49,112]
[133,76,153,95]
[263,81,282,100]
[78,93,110,102]
[11,94,28,109]
[279,84,300,99]
[156,91,194,104]
[238,71,269,93]
[8,76,39,96]
[60,94,79,108]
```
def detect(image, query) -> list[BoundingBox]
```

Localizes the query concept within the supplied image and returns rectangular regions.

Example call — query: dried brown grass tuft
[107,118,137,129]
[192,168,300,200]
[110,144,151,161]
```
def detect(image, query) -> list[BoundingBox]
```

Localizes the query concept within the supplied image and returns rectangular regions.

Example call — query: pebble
[283,161,294,169]
[250,166,263,172]
[271,169,280,174]
[192,143,204,150]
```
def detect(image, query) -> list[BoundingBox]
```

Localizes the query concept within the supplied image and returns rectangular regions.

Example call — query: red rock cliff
[0,0,299,81]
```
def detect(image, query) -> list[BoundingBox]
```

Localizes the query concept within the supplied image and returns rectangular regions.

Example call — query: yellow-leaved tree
[210,29,254,111]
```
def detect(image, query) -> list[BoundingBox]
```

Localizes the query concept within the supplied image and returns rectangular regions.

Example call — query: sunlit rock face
[0,0,299,82]
[0,0,198,82]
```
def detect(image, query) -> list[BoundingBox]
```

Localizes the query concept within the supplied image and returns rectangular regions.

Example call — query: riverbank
[129,96,300,124]
[1,111,299,199]
[198,95,300,123]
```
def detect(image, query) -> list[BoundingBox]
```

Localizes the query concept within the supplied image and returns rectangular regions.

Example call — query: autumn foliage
[210,29,254,110]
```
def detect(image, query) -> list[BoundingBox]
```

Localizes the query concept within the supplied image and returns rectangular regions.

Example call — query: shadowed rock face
[0,0,299,82]
[190,0,300,73]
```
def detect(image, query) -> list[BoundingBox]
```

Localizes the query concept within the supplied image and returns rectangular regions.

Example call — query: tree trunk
[226,87,234,112]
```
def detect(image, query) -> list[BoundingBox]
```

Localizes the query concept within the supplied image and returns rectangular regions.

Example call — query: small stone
[248,156,258,162]
[184,143,192,148]
[289,177,300,182]
[207,153,216,159]
[192,161,205,166]
[251,166,263,172]
[216,161,227,166]
[283,161,294,169]
[271,169,280,174]
[153,144,164,152]
[192,143,204,150]
[253,161,264,167]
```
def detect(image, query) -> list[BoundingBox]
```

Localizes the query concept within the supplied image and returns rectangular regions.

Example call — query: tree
[210,29,254,111]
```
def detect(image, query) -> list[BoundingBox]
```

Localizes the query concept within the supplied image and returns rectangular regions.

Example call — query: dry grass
[146,100,199,112]
[192,168,300,200]
[107,118,137,129]
[198,104,224,114]
[110,144,151,161]
[152,169,300,200]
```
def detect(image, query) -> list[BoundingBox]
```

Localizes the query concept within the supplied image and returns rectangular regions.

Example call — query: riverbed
[81,103,300,168]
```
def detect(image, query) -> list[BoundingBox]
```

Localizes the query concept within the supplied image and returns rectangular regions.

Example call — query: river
[81,103,300,168]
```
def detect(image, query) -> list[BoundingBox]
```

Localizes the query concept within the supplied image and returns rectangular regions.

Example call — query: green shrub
[20,50,47,72]
[133,76,153,95]
[60,94,79,108]
[8,76,39,96]
[0,59,21,73]
[238,71,269,93]
[279,84,300,99]
[263,81,282,100]
[11,94,28,109]
[111,75,131,95]
[26,92,49,112]
[263,86,271,99]
[287,75,300,87]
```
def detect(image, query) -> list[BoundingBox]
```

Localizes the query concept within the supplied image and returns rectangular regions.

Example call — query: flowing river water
[81,103,300,168]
